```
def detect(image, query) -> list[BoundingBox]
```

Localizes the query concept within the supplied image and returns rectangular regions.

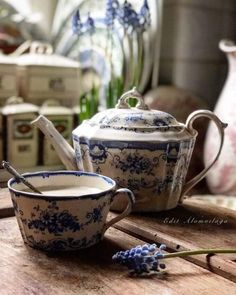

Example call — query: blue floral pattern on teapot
[74,137,195,211]
[32,87,227,212]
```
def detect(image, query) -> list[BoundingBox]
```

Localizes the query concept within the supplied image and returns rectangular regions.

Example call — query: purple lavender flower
[112,243,166,274]
[138,0,151,30]
[117,0,139,32]
[113,243,236,276]
[72,9,83,35]
[72,10,95,35]
[84,13,95,35]
[105,0,120,28]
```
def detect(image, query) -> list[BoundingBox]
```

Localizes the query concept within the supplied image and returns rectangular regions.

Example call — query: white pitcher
[204,40,236,194]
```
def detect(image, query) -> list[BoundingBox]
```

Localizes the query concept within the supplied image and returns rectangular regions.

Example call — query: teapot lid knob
[115,87,150,110]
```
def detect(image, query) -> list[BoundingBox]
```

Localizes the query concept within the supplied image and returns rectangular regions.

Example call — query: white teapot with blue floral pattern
[32,88,227,212]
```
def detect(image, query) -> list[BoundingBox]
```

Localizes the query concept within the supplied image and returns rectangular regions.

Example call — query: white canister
[16,43,80,107]
[2,97,39,168]
[39,100,74,166]
[0,55,17,106]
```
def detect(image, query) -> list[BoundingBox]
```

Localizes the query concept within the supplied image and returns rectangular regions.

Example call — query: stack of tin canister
[0,54,18,164]
[0,42,80,168]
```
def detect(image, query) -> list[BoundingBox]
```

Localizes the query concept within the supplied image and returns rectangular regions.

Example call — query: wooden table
[0,189,235,295]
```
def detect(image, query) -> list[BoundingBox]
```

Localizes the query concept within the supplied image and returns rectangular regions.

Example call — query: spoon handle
[2,161,42,194]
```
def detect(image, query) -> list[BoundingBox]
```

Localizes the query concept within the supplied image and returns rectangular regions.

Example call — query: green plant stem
[163,249,236,259]
[106,25,115,109]
[127,34,134,88]
[133,31,143,87]
[136,32,143,86]
[110,30,115,107]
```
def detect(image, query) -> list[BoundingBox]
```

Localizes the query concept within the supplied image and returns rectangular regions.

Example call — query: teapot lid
[88,88,183,131]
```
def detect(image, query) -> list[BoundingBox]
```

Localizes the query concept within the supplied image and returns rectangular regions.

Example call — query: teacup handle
[179,110,227,203]
[103,188,135,234]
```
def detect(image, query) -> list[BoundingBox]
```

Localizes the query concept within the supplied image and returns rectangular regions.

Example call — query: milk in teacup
[39,185,103,196]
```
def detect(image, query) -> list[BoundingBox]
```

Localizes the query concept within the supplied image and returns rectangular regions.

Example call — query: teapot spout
[32,115,78,171]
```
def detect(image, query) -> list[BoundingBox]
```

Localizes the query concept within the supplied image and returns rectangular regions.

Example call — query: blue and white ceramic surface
[32,88,227,212]
[8,171,135,251]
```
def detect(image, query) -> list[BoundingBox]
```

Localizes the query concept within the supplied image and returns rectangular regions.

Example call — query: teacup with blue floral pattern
[8,170,135,251]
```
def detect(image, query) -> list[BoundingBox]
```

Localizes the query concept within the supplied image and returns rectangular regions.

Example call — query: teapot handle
[179,110,227,203]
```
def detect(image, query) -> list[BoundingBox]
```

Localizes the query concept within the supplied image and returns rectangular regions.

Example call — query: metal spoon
[2,161,42,194]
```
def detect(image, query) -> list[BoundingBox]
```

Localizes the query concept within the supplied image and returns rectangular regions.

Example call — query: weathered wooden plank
[113,201,236,282]
[0,217,236,295]
[0,189,14,218]
[1,190,236,282]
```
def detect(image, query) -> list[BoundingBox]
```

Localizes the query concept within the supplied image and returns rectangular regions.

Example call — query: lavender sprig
[72,1,152,112]
[139,0,151,31]
[112,243,166,274]
[72,9,83,35]
[117,0,139,33]
[112,243,236,275]
[72,10,95,36]
[85,13,95,35]
[105,0,120,28]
